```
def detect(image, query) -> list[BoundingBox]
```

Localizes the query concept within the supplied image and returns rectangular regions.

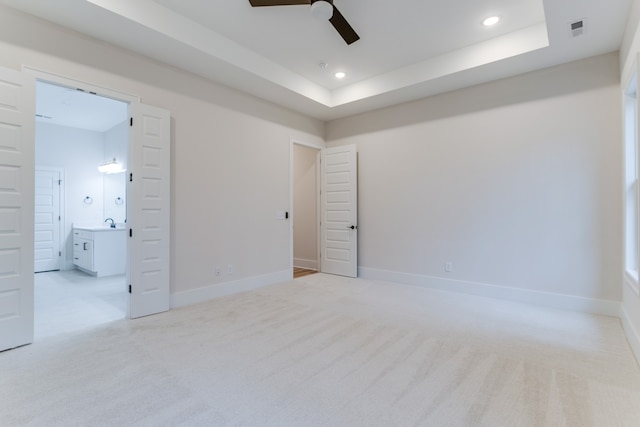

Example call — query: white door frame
[24,66,140,106]
[28,71,171,320]
[24,67,140,313]
[289,138,324,275]
[34,166,64,272]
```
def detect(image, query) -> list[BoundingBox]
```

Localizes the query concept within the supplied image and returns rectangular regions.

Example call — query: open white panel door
[321,144,358,277]
[127,103,170,319]
[34,168,61,273]
[0,67,35,351]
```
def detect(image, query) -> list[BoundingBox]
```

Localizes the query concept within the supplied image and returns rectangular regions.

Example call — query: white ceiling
[36,81,128,132]
[1,0,633,122]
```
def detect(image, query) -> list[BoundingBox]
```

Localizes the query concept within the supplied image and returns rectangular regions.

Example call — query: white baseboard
[621,305,640,365]
[293,258,318,270]
[171,269,293,308]
[359,267,621,317]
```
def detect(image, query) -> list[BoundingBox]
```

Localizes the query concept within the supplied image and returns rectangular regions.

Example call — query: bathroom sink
[74,225,125,231]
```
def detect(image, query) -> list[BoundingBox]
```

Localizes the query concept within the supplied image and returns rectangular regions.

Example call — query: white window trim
[624,68,640,294]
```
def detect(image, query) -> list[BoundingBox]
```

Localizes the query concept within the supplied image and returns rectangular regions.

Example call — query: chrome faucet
[105,218,116,228]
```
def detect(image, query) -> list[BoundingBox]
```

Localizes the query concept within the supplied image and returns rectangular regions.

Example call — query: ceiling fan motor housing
[310,0,334,21]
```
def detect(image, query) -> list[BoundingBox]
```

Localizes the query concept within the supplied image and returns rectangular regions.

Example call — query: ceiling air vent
[569,19,586,38]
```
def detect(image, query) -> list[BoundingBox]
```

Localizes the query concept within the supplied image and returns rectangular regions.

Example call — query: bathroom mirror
[103,172,126,224]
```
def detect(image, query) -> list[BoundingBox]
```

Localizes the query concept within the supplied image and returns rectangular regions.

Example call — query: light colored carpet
[2,273,640,426]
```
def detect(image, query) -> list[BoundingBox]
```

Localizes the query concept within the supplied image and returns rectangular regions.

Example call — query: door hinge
[58,179,62,185]
[129,229,133,237]
[130,117,133,126]
[129,284,132,294]
[58,216,61,221]
[129,173,133,182]
[59,251,61,257]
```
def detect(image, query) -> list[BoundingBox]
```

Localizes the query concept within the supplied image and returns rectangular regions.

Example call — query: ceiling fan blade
[248,0,310,6]
[329,5,360,45]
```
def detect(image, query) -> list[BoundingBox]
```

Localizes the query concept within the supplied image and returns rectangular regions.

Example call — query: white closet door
[0,67,35,351]
[321,144,358,277]
[34,168,61,273]
[127,102,171,319]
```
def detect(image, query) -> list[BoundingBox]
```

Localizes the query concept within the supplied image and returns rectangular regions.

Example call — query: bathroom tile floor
[34,269,126,339]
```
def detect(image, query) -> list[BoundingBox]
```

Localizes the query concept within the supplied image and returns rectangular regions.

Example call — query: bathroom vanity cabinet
[73,227,126,277]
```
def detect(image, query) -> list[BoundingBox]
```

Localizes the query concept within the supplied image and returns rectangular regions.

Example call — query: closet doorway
[292,142,320,278]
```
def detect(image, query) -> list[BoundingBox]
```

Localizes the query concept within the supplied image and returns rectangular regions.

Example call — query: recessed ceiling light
[334,71,347,79]
[483,16,501,27]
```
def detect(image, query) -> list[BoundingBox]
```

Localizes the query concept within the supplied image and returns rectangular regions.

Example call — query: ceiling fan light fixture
[311,1,333,21]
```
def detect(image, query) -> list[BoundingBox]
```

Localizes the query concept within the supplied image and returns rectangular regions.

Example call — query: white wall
[620,0,640,363]
[0,5,324,298]
[326,53,622,313]
[293,144,318,269]
[35,122,105,269]
[103,121,127,224]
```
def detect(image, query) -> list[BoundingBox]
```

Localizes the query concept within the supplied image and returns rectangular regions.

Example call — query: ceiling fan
[248,0,360,45]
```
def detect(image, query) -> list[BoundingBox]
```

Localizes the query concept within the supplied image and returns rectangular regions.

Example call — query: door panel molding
[127,102,171,319]
[34,167,63,273]
[0,66,35,351]
[320,144,358,278]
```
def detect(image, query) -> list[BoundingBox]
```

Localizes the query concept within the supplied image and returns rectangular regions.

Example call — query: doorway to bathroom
[0,66,171,351]
[34,79,129,338]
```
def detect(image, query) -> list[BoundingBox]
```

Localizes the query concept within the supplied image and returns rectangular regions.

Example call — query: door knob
[347,225,357,230]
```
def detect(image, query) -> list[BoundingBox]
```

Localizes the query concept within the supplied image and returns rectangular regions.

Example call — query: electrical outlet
[215,266,221,277]
[227,264,233,275]
[445,262,453,272]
